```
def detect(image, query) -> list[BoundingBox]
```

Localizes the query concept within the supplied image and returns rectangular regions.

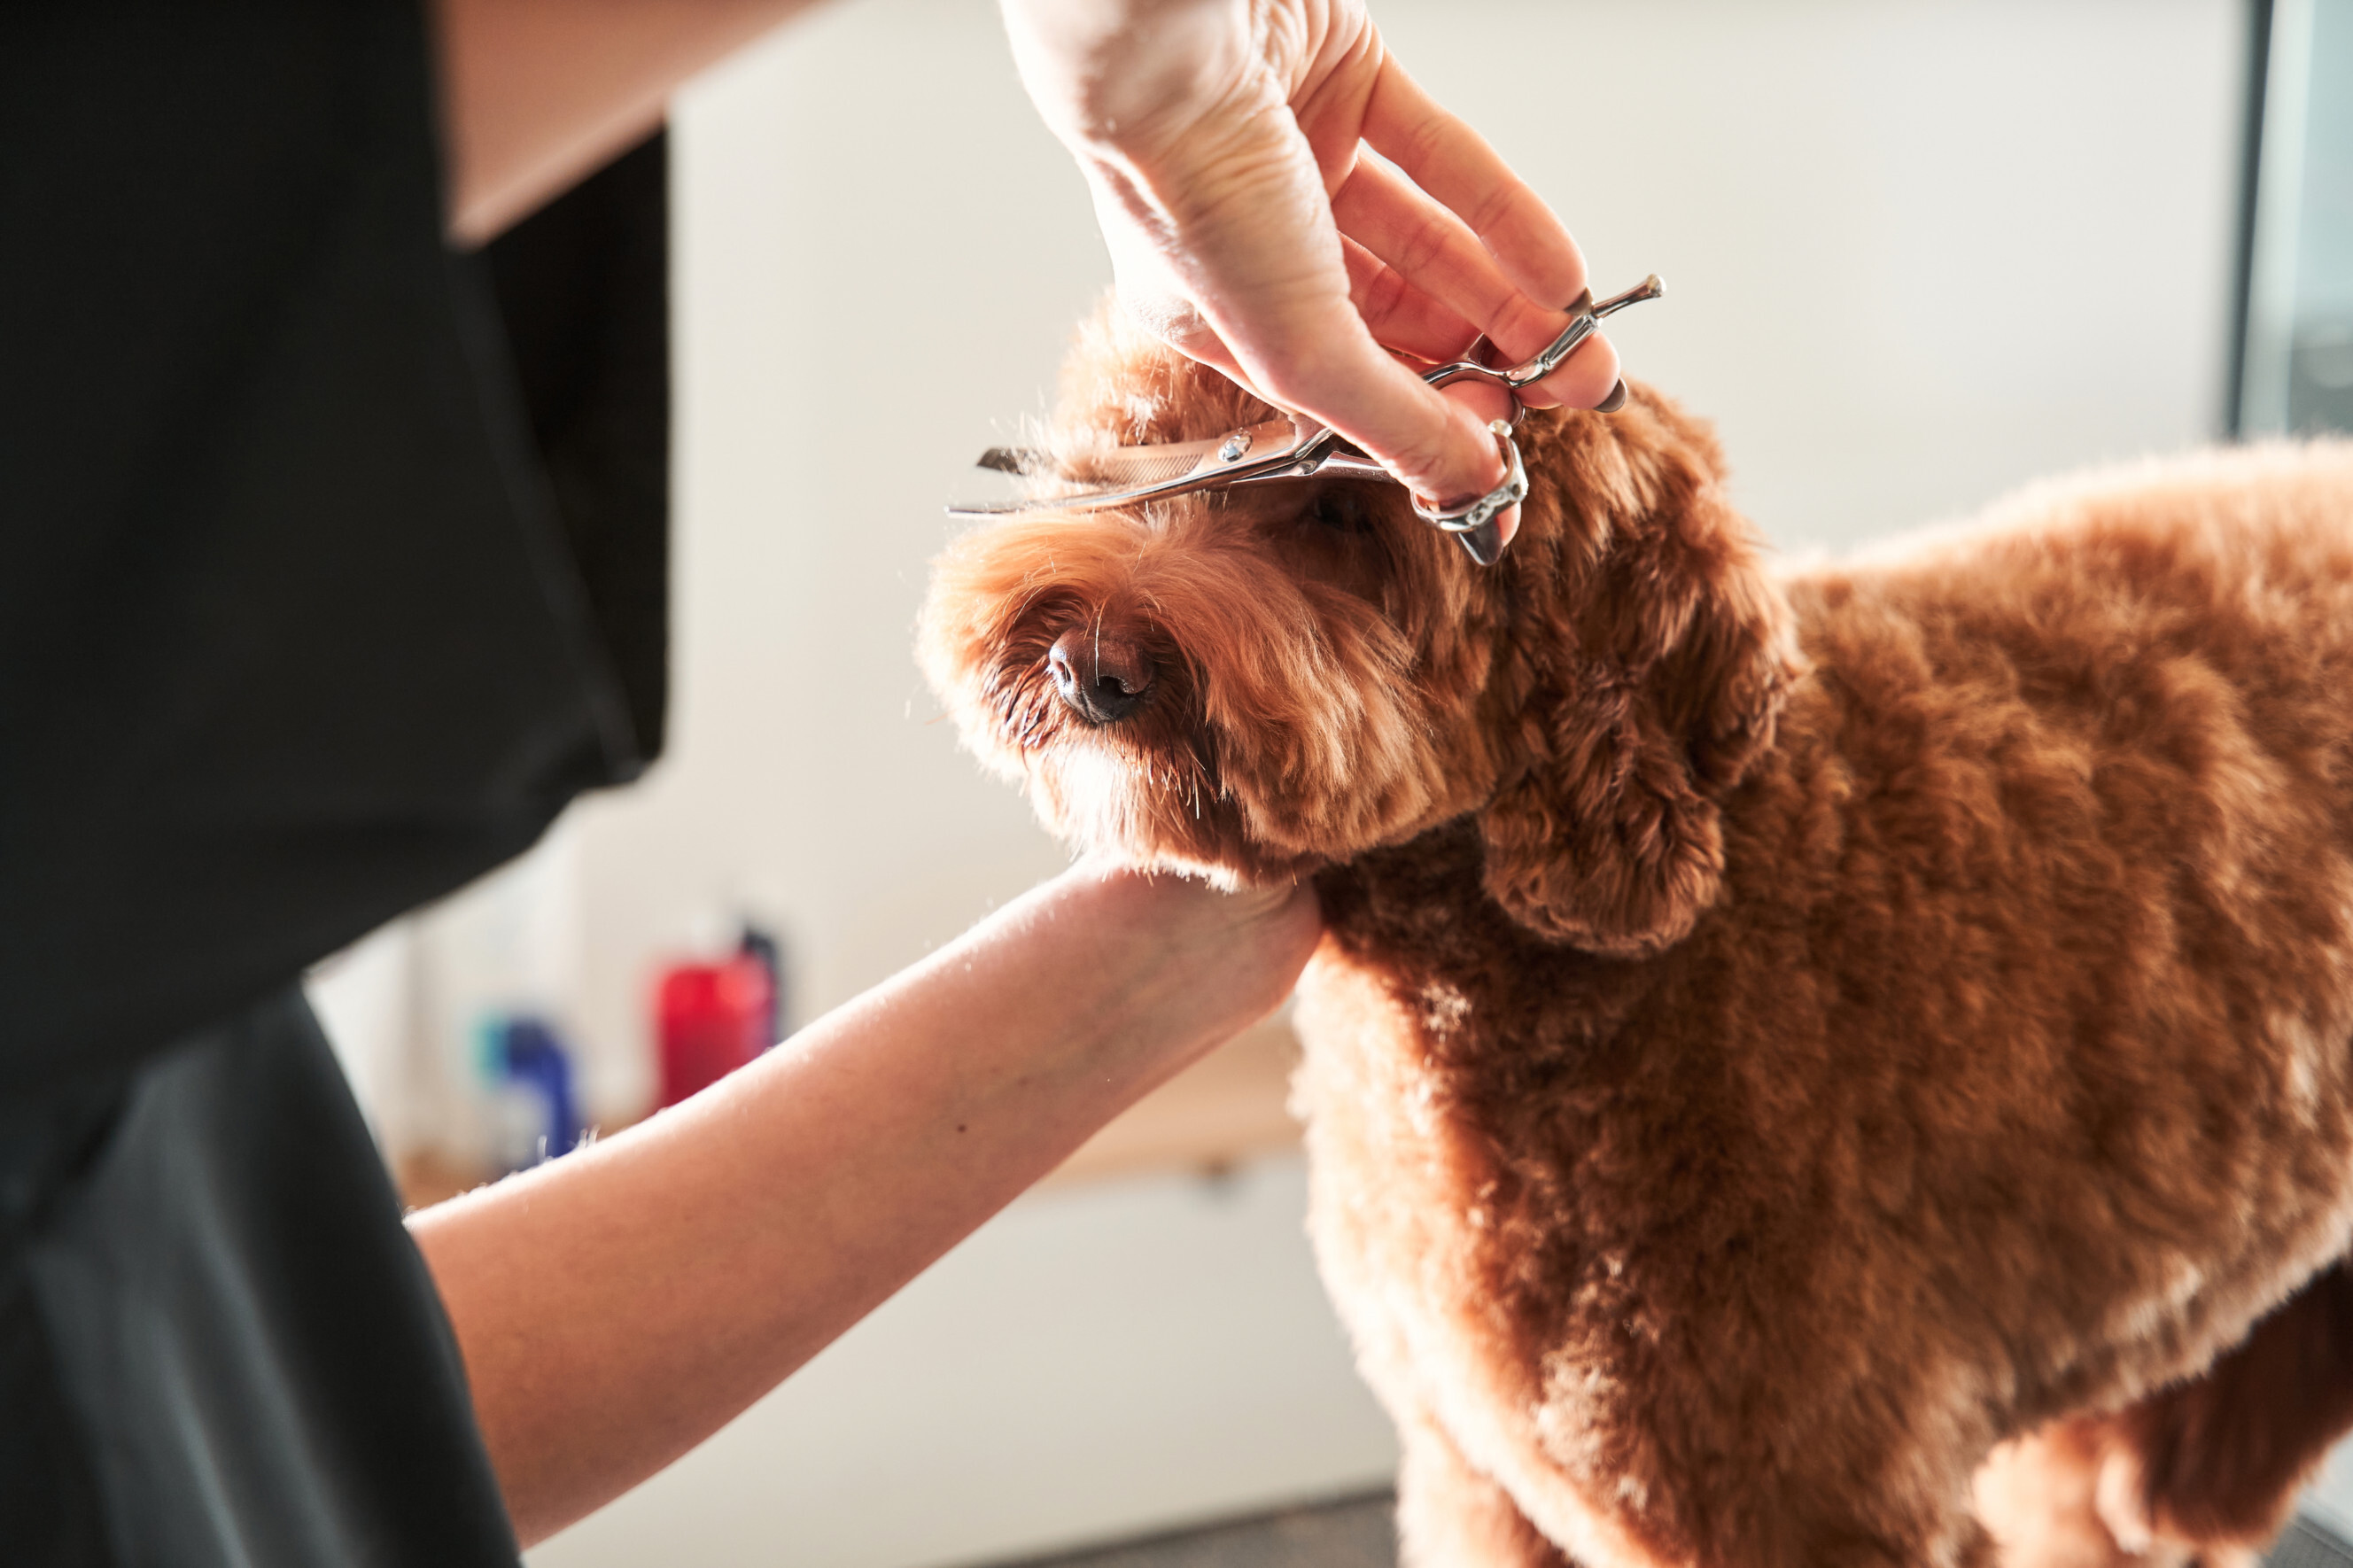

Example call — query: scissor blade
[1081,437,1234,487]
[974,438,1230,485]
[949,416,1331,517]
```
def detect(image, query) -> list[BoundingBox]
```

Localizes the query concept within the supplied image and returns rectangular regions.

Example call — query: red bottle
[656,955,774,1109]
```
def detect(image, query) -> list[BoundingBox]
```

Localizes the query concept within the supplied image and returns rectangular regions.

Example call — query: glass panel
[2241,0,2353,436]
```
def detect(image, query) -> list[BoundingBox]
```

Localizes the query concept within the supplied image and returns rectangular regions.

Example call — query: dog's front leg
[1395,1406,1576,1568]
[1976,1258,2353,1568]
[1975,1420,2155,1568]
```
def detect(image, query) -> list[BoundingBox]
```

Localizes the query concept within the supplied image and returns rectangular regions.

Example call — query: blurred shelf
[396,1146,491,1213]
[1044,1017,1302,1187]
[987,1490,1394,1568]
[395,1017,1303,1210]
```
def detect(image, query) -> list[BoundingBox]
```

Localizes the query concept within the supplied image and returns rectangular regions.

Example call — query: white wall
[510,2,2250,1564]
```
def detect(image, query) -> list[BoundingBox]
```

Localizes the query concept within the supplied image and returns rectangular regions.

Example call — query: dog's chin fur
[923,302,2353,1568]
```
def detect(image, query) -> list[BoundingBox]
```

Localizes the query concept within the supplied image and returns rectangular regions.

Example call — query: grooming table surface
[989,1498,2353,1568]
[988,1491,1394,1568]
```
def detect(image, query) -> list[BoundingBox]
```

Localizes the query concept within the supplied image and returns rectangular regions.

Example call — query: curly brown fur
[920,305,2353,1568]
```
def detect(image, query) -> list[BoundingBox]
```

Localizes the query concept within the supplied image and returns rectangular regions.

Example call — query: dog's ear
[1478,392,1804,956]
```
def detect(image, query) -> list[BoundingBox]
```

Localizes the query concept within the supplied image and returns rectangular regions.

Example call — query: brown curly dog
[920,307,2353,1568]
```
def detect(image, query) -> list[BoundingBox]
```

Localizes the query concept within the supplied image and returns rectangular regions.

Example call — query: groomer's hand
[1000,0,1621,515]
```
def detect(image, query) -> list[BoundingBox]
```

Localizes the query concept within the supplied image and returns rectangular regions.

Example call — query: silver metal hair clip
[949,275,1663,565]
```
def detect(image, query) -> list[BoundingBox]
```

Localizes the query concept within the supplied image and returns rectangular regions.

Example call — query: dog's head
[920,310,1805,956]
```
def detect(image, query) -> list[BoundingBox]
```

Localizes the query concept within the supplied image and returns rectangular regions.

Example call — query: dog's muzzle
[1048,627,1155,725]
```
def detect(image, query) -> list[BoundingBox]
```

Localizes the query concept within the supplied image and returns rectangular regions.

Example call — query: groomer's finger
[1335,157,1555,352]
[1218,287,1511,506]
[1150,275,1513,501]
[1332,158,1618,410]
[1360,58,1588,312]
[1340,235,1480,366]
[1092,86,1513,503]
[1341,155,1620,409]
[1192,237,1518,428]
[1196,235,1512,502]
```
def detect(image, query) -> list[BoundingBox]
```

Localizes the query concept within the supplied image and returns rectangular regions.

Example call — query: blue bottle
[480,1014,581,1169]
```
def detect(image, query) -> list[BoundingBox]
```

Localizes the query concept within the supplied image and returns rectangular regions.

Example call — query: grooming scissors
[949,274,1663,565]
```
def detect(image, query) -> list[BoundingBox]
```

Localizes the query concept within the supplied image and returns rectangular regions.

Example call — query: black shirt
[0,2,671,1559]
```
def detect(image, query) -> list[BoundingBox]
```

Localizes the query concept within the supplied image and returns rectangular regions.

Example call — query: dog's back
[1295,441,2353,1568]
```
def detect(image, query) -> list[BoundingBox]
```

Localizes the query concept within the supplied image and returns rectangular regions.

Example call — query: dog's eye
[1305,486,1375,536]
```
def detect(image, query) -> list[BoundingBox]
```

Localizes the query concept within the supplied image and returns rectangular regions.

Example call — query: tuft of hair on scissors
[949,275,1664,565]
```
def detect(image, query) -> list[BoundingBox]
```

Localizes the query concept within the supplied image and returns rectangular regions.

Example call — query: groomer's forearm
[409,865,1316,1548]
[431,0,820,245]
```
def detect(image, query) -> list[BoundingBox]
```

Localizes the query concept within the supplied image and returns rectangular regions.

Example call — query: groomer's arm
[410,866,1317,1548]
[431,0,818,244]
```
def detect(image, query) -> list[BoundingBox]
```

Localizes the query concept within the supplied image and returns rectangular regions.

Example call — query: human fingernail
[1596,379,1628,415]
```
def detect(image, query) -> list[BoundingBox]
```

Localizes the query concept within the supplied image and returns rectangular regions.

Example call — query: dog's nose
[1048,627,1155,725]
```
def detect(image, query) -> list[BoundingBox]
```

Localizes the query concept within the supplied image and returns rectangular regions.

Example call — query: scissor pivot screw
[1218,431,1253,462]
